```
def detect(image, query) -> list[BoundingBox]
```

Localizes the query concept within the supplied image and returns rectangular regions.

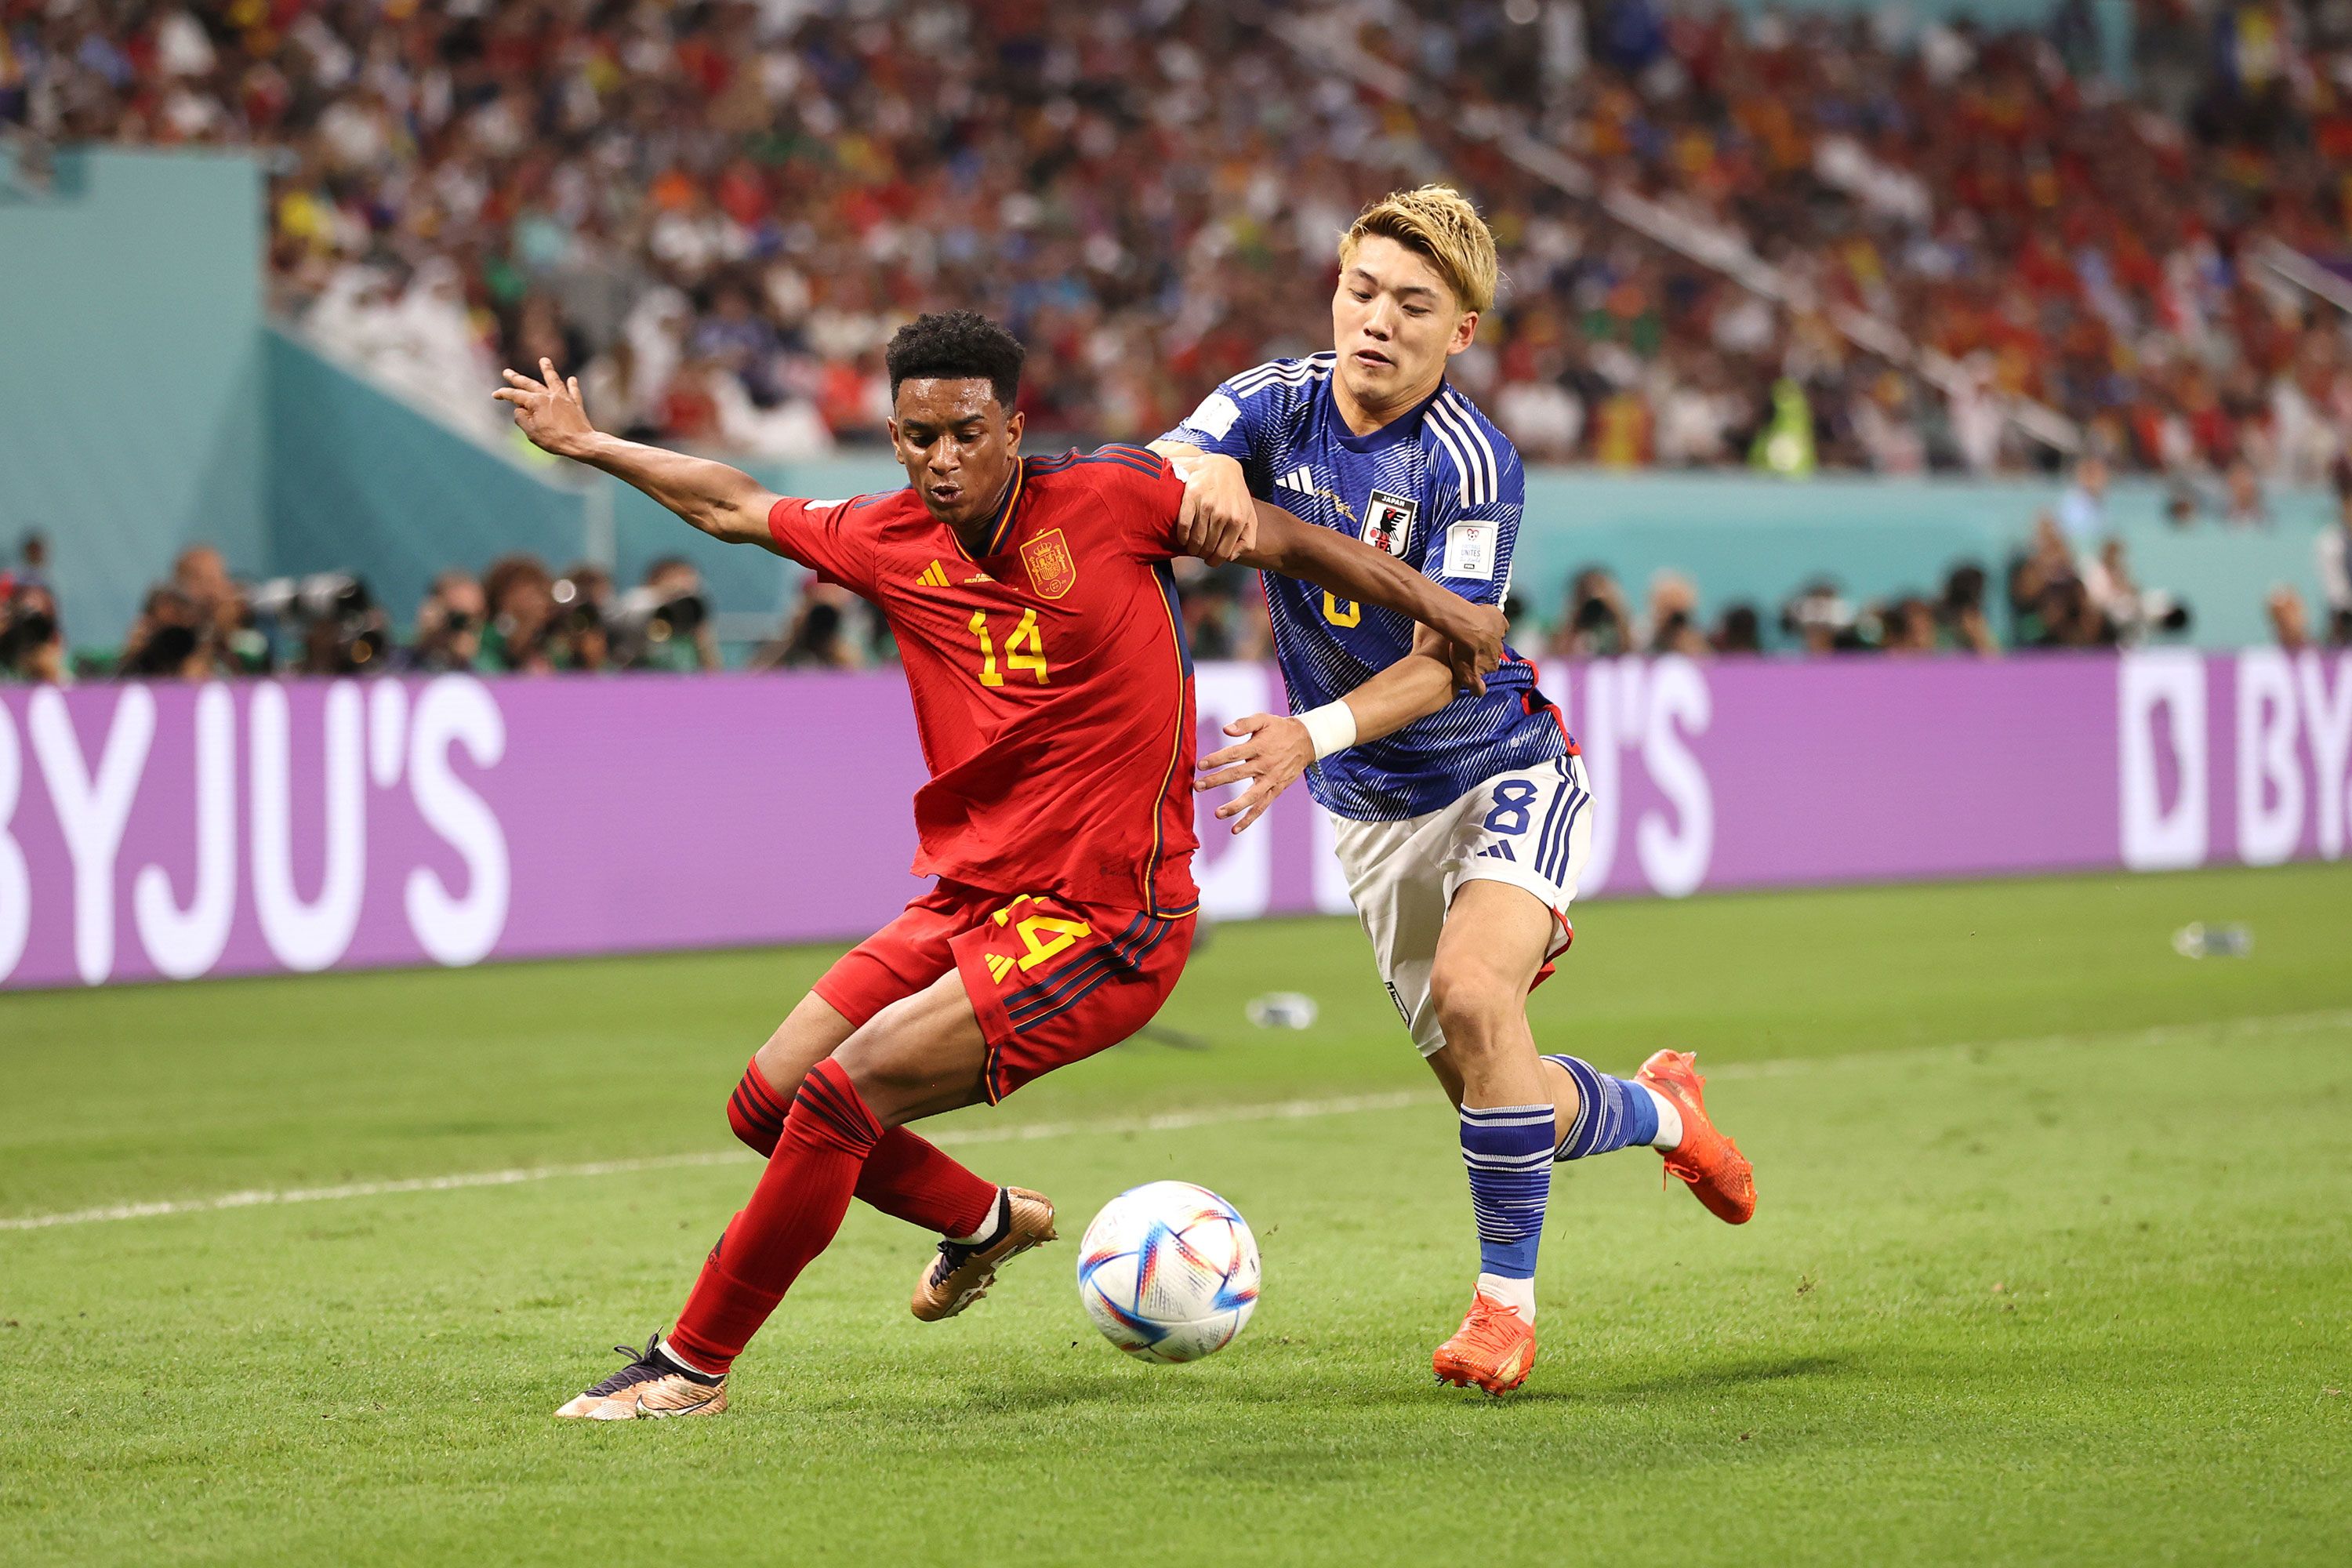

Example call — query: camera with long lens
[1779,579,1861,649]
[250,572,388,673]
[549,576,604,637]
[610,585,709,667]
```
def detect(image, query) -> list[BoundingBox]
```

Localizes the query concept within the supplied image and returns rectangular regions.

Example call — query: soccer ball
[1076,1181,1260,1363]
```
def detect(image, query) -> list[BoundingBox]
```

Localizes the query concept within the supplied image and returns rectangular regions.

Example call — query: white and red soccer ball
[1076,1181,1260,1363]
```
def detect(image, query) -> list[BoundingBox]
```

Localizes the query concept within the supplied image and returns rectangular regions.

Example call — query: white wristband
[1298,699,1358,760]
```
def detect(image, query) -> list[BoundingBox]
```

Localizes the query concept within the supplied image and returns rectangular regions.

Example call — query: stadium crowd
[5,0,2351,482]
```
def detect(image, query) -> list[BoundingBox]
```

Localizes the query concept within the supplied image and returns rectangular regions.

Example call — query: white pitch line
[4,1009,2347,1236]
[0,1091,1428,1235]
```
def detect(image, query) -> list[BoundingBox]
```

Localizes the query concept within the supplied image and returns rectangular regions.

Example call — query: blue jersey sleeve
[1420,441,1525,610]
[1160,357,1327,494]
[1160,380,1261,466]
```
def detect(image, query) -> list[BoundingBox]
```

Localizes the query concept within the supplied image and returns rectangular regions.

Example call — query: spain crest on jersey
[1021,528,1077,600]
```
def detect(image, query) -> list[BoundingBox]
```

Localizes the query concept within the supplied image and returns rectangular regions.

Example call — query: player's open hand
[1195,712,1312,835]
[1171,451,1257,567]
[493,358,596,459]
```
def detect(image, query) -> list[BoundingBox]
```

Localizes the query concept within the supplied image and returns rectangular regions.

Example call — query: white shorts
[1329,756,1593,1058]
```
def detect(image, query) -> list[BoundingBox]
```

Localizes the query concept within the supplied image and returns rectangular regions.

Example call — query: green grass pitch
[2,863,2348,1566]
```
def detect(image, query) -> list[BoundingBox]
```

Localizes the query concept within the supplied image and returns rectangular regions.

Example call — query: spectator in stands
[5,532,50,594]
[2319,481,2352,644]
[27,0,2352,481]
[2221,458,2274,529]
[2269,587,2313,652]
[2056,455,2111,548]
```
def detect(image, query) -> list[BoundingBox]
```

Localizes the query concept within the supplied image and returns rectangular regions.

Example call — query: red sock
[858,1129,1000,1238]
[667,1058,880,1374]
[724,1056,996,1237]
[726,1057,789,1156]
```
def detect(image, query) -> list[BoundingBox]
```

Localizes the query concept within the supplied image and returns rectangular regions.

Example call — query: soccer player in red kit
[495,311,1504,1418]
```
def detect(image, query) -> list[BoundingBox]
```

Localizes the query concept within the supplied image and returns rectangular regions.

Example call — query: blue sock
[1458,1103,1555,1282]
[1544,1054,1660,1161]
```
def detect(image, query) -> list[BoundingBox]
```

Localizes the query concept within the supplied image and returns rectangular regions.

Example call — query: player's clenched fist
[1169,450,1257,567]
[493,358,597,459]
[1431,604,1507,695]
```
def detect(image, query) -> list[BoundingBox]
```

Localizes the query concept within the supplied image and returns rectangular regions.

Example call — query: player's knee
[1428,954,1519,1047]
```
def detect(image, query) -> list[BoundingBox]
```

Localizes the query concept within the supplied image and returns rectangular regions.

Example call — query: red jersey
[767,445,1198,916]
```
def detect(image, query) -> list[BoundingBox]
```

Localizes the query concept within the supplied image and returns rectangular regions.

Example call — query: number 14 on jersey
[970,608,1049,687]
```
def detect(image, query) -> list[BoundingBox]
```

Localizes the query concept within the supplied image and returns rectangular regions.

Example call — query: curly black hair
[884,310,1025,410]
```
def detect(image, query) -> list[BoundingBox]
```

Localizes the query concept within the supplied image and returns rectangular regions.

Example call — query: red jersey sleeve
[768,495,882,595]
[1082,445,1190,562]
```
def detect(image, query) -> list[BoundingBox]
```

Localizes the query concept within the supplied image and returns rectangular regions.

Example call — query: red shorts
[811,881,1195,1104]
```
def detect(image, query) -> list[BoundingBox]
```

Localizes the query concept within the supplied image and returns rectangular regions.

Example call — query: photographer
[550,563,615,672]
[174,545,270,674]
[1548,566,1633,658]
[1940,564,2001,655]
[612,557,718,673]
[477,554,562,674]
[404,569,488,673]
[1780,578,1861,655]
[118,585,217,679]
[0,581,67,684]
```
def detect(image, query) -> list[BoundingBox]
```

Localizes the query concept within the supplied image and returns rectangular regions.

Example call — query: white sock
[655,1337,720,1379]
[1643,1085,1683,1152]
[949,1188,1009,1246]
[1475,1272,1537,1323]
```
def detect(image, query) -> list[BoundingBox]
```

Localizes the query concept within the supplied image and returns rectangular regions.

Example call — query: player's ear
[1447,310,1479,356]
[1002,405,1023,454]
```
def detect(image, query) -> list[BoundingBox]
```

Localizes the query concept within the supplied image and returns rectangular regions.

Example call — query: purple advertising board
[1,651,2345,990]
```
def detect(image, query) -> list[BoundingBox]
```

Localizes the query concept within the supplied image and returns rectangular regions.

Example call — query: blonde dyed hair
[1338,184,1498,316]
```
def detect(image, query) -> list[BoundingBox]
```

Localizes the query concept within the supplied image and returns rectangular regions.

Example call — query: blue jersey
[1161,353,1570,821]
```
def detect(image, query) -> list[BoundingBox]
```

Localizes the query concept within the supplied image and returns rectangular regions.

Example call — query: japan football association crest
[1360,490,1417,557]
[1021,528,1078,600]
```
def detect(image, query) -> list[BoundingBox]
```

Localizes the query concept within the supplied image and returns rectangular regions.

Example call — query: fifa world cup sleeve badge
[1020,528,1079,600]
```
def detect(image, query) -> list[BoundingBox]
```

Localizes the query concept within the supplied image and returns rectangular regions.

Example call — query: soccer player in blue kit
[1152,187,1757,1394]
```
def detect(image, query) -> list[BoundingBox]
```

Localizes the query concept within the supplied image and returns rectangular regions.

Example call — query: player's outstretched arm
[1196,633,1461,835]
[495,358,782,549]
[1234,502,1504,691]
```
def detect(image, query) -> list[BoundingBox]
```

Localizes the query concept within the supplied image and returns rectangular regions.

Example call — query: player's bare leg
[557,973,1054,1420]
[1424,880,1555,1393]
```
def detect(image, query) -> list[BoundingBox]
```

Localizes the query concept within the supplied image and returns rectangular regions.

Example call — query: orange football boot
[1432,1293,1539,1395]
[1636,1049,1756,1224]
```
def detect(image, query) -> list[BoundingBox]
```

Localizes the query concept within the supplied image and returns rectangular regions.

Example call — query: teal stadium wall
[0,148,267,651]
[2,151,2328,655]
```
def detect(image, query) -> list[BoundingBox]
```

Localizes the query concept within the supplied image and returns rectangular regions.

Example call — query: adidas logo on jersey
[915,561,951,588]
[1276,466,1316,494]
